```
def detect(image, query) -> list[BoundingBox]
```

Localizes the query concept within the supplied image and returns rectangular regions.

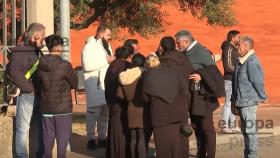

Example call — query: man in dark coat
[142,36,191,158]
[175,30,225,158]
[37,34,78,158]
[159,36,194,157]
[9,22,46,157]
[105,46,131,158]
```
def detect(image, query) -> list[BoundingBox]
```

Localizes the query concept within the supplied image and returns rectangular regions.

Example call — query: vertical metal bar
[60,0,71,62]
[21,0,26,34]
[3,0,7,65]
[12,0,17,45]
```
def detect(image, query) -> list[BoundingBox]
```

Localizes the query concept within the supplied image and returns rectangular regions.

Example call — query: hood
[119,67,144,85]
[38,54,62,72]
[143,66,179,104]
[160,50,186,66]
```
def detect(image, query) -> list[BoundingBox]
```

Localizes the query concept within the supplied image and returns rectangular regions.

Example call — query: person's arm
[64,62,78,89]
[247,60,267,100]
[9,53,34,93]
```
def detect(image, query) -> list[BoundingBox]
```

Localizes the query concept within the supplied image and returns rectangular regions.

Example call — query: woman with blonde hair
[145,54,160,69]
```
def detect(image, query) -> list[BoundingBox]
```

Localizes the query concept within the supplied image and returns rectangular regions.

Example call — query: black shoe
[97,139,107,148]
[87,140,98,150]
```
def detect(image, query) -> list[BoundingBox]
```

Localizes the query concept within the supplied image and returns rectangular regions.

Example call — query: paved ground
[2,105,279,157]
[215,135,280,158]
[63,105,280,158]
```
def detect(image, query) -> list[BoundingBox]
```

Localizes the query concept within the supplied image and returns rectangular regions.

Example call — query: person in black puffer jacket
[37,34,77,158]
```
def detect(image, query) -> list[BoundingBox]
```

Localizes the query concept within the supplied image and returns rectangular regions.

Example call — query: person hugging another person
[117,54,152,158]
[37,34,78,158]
[142,36,191,158]
[105,46,132,158]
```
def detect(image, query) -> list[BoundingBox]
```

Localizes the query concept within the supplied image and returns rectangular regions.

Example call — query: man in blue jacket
[232,36,268,158]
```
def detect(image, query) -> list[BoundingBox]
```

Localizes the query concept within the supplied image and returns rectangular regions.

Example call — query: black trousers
[42,114,72,158]
[153,122,187,158]
[190,114,216,158]
[130,129,146,158]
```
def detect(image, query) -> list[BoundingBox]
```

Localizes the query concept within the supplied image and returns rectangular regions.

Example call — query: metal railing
[1,0,26,67]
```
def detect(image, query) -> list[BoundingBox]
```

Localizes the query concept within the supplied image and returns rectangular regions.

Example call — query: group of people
[5,21,267,158]
[81,24,267,158]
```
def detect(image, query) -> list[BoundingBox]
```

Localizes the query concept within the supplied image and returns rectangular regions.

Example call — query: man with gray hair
[175,30,220,158]
[232,36,267,158]
[9,22,46,157]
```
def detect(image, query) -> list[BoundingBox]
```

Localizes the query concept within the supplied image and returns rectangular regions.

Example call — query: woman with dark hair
[123,39,140,55]
[105,46,132,158]
[118,54,151,158]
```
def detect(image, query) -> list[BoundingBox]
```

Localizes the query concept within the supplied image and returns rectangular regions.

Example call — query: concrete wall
[26,0,54,36]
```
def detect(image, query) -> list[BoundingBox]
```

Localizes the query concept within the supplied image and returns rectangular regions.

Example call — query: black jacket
[221,41,240,80]
[142,66,188,127]
[104,59,130,105]
[38,54,78,114]
[190,65,225,116]
[9,45,42,93]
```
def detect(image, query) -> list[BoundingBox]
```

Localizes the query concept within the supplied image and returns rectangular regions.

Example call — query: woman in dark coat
[118,54,151,158]
[142,36,193,158]
[105,46,132,158]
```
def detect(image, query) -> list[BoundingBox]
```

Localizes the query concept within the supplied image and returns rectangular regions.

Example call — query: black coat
[38,54,78,114]
[104,59,130,105]
[221,41,240,80]
[9,45,42,93]
[142,66,188,127]
[190,65,225,116]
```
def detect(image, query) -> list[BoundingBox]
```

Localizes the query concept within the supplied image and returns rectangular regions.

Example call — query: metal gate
[1,0,26,68]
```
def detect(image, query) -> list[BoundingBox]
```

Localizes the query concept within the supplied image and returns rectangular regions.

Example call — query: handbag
[180,121,193,137]
[231,99,240,115]
[7,60,39,97]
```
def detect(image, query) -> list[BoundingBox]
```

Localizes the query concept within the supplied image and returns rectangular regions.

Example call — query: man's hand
[107,56,115,64]
[260,99,269,106]
[189,73,202,82]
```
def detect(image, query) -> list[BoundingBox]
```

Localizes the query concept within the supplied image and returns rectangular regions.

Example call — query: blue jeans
[239,105,257,158]
[15,93,43,158]
[222,80,235,128]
